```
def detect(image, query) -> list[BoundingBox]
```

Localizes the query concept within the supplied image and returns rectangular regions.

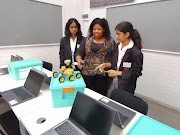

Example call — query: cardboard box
[50,71,86,108]
[7,59,43,81]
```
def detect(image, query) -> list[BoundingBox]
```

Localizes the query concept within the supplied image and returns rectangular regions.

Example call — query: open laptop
[0,55,23,76]
[44,74,51,86]
[98,97,136,129]
[42,92,116,135]
[16,54,24,60]
[10,55,19,62]
[0,67,8,75]
[0,68,47,106]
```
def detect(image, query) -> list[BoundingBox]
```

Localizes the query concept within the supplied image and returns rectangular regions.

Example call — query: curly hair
[88,18,111,39]
[65,18,82,38]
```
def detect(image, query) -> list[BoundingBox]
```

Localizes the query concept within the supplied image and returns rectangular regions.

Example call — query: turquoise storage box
[7,59,43,81]
[126,115,180,135]
[50,71,86,108]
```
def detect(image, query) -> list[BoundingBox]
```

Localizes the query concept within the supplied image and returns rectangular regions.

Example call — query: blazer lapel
[122,49,131,62]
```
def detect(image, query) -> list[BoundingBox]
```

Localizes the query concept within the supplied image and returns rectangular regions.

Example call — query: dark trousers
[82,75,108,96]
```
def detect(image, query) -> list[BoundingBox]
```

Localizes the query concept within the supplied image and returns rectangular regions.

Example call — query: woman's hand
[105,70,122,77]
[95,63,106,73]
[77,59,84,69]
[76,55,84,69]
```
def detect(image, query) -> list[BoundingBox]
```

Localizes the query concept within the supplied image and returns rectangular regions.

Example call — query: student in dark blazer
[96,21,143,95]
[59,18,85,69]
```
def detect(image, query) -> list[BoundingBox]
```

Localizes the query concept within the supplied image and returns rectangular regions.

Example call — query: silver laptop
[1,68,46,106]
[42,92,116,135]
[99,97,136,129]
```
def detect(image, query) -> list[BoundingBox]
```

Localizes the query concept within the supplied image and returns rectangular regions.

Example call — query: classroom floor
[146,99,180,131]
[0,96,180,134]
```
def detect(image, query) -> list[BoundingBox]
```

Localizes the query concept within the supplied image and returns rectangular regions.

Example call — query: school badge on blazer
[123,62,132,71]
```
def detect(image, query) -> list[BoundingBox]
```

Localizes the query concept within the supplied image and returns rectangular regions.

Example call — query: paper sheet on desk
[9,99,18,105]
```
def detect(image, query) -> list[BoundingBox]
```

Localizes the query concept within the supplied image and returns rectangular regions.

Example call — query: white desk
[0,65,8,68]
[0,69,142,135]
[20,88,142,135]
[11,85,52,120]
[0,68,52,92]
[0,68,53,120]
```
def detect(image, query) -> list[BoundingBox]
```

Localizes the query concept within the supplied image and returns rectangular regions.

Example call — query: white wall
[0,45,59,70]
[136,50,180,111]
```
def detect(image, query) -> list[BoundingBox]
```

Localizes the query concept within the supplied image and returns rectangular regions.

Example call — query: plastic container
[50,71,86,108]
[7,59,43,81]
[126,115,180,135]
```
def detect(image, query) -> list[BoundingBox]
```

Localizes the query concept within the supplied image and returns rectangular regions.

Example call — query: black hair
[88,18,111,39]
[115,21,142,50]
[65,18,82,38]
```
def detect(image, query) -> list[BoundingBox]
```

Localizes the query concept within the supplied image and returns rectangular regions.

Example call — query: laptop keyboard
[13,88,33,101]
[118,112,129,124]
[55,121,82,135]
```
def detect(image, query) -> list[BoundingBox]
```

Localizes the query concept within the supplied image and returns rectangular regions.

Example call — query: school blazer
[110,44,143,94]
[59,36,85,67]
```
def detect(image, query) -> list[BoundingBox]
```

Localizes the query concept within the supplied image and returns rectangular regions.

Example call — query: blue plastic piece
[126,115,180,135]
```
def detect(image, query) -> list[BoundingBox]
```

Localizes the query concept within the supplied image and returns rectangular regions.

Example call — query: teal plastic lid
[7,59,43,69]
[126,115,180,135]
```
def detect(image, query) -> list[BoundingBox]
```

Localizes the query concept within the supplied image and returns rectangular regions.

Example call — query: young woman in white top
[59,18,85,70]
[96,21,143,95]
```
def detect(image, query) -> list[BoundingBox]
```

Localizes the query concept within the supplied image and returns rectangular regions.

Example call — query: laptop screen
[70,92,115,135]
[24,69,45,96]
[10,55,19,62]
[16,55,24,60]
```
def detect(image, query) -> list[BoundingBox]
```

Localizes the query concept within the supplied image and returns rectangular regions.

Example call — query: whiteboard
[107,0,180,53]
[0,0,62,46]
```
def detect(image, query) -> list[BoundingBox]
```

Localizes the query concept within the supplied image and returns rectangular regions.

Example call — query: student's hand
[77,59,84,69]
[105,70,122,77]
[95,63,106,73]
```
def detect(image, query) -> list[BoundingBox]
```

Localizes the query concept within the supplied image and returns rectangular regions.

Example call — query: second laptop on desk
[42,92,116,135]
[99,97,136,129]
[1,68,50,106]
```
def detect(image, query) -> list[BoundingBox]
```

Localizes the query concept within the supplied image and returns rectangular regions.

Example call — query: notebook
[1,68,46,106]
[42,92,116,135]
[99,97,136,129]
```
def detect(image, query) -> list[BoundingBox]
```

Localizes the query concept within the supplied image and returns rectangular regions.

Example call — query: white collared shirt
[70,37,77,63]
[117,39,134,70]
